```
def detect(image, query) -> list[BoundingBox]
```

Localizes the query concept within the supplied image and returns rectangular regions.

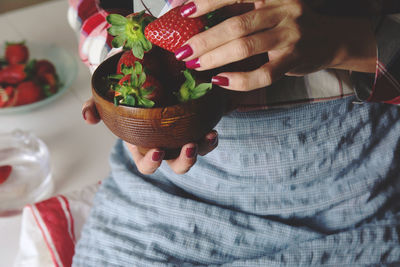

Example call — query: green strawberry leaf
[124,94,136,106]
[121,64,134,76]
[140,38,152,52]
[108,74,124,80]
[108,25,126,36]
[177,70,213,102]
[131,43,144,59]
[137,96,154,108]
[131,74,139,88]
[191,83,212,99]
[106,14,127,26]
[114,95,123,106]
[111,35,127,48]
[183,69,196,90]
[140,86,154,97]
[134,61,143,75]
[139,73,146,86]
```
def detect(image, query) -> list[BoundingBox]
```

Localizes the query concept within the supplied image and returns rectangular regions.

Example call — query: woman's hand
[82,99,218,175]
[176,0,377,91]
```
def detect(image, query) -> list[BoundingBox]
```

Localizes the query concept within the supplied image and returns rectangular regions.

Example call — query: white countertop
[0,1,117,265]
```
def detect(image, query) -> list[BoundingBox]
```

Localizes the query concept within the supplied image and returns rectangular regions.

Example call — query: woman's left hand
[176,0,377,91]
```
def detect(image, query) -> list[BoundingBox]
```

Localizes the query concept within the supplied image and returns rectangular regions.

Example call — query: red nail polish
[186,147,197,158]
[152,151,164,162]
[180,2,196,17]
[175,44,193,61]
[212,76,229,87]
[186,58,200,69]
[82,107,88,120]
[208,135,218,147]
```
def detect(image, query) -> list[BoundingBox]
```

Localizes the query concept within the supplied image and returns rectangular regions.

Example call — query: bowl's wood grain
[92,52,226,155]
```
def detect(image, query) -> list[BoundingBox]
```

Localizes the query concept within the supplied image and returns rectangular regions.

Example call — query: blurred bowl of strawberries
[0,41,77,114]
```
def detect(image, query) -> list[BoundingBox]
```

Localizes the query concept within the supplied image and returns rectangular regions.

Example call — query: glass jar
[0,129,53,217]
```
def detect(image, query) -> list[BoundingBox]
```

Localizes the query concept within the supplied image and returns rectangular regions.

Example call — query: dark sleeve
[349,1,400,103]
[351,14,400,103]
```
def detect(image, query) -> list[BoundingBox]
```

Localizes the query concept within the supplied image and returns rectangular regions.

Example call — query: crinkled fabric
[73,96,400,266]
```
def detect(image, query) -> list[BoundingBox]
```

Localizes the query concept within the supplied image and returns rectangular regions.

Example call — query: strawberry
[0,64,27,85]
[0,85,15,107]
[144,7,208,53]
[34,59,56,76]
[175,69,212,103]
[0,165,12,184]
[39,72,59,96]
[113,61,165,107]
[5,42,29,65]
[106,11,156,59]
[15,81,43,106]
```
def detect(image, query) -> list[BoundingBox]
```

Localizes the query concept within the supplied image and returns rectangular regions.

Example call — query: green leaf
[106,14,127,26]
[108,74,124,80]
[137,97,155,108]
[141,86,154,97]
[191,83,212,99]
[177,85,190,103]
[111,35,126,48]
[140,38,152,51]
[107,25,126,36]
[138,72,146,86]
[114,95,123,106]
[124,94,136,106]
[131,43,144,59]
[134,61,143,75]
[182,70,195,90]
[131,74,139,88]
[121,65,134,76]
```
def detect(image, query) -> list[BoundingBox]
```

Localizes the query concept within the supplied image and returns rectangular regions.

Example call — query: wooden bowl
[92,52,226,158]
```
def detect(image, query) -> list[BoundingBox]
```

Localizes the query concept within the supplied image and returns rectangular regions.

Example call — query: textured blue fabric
[73,96,400,266]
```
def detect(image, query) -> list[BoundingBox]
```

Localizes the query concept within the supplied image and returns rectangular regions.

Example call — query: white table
[0,1,117,266]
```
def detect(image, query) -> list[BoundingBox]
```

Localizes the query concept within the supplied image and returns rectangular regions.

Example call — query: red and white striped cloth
[14,184,99,267]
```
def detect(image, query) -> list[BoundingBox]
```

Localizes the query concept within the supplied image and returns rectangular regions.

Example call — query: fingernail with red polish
[152,151,164,162]
[180,2,196,17]
[175,44,193,61]
[186,146,197,158]
[208,134,218,147]
[186,58,200,69]
[212,76,229,87]
[82,106,88,120]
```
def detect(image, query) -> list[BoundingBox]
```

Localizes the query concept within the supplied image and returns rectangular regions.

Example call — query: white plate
[0,42,78,114]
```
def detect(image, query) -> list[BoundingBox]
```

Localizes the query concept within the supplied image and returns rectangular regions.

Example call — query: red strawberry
[5,42,29,65]
[35,59,56,76]
[106,11,156,59]
[15,81,43,106]
[141,74,164,104]
[117,50,138,74]
[0,64,27,85]
[144,7,208,53]
[113,62,165,107]
[0,165,12,184]
[0,85,15,107]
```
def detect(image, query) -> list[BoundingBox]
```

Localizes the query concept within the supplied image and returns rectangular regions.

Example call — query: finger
[212,53,298,91]
[166,143,198,174]
[190,26,292,71]
[176,7,283,62]
[180,0,259,18]
[125,143,165,175]
[82,98,101,124]
[198,130,218,156]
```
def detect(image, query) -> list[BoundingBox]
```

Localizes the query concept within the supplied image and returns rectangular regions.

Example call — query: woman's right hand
[82,98,219,175]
